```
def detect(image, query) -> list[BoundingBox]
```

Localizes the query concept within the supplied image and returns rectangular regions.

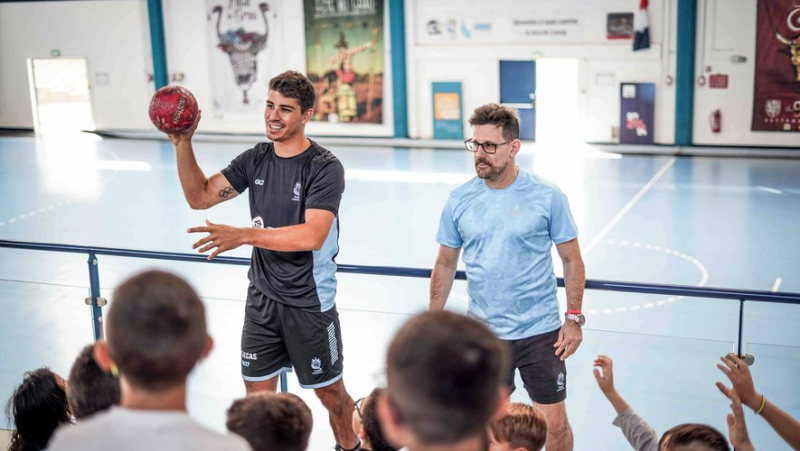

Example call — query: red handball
[148,86,199,134]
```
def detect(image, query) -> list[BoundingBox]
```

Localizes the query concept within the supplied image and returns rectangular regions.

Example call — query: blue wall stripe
[389,0,408,138]
[147,0,168,90]
[675,0,697,146]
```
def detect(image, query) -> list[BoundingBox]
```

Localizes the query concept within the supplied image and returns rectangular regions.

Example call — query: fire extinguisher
[710,109,722,133]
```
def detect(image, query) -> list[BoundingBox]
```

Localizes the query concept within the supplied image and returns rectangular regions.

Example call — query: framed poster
[432,81,463,140]
[620,83,655,144]
[752,1,800,132]
[206,0,284,113]
[304,0,385,124]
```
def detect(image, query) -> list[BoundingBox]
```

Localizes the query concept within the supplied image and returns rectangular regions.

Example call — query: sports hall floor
[0,132,798,450]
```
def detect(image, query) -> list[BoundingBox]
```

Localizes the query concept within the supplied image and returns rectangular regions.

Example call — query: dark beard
[475,158,508,181]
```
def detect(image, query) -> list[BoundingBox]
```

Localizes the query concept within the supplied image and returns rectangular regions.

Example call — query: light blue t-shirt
[436,170,578,340]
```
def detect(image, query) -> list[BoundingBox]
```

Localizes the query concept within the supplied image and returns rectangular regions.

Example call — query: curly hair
[6,368,73,451]
[468,103,521,141]
[361,388,397,451]
[269,71,317,112]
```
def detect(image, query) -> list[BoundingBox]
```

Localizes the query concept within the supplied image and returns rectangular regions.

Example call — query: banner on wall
[619,83,655,144]
[206,0,283,114]
[752,1,800,132]
[304,0,385,124]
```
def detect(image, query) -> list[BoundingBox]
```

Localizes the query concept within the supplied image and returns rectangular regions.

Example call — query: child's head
[488,403,547,451]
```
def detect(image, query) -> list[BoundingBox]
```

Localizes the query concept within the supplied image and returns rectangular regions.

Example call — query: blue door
[499,60,536,141]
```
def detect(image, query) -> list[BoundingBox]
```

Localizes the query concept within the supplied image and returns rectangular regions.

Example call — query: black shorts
[505,328,567,404]
[241,285,344,389]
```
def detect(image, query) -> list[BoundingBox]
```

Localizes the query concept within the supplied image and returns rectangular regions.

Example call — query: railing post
[737,298,745,358]
[280,372,288,393]
[87,252,105,341]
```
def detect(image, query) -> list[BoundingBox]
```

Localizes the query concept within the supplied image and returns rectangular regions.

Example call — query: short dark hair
[106,270,207,391]
[386,311,510,445]
[468,103,521,141]
[659,423,730,451]
[67,344,121,419]
[490,403,547,451]
[362,388,397,451]
[226,392,313,451]
[5,368,72,451]
[269,70,316,112]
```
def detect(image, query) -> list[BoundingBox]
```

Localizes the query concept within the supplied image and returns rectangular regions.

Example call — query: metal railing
[2,239,800,387]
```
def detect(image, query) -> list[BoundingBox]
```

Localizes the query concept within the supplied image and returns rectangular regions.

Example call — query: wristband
[565,310,582,315]
[755,394,766,415]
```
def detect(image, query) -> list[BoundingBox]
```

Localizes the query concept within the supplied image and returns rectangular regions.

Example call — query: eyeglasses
[354,397,365,424]
[464,139,512,154]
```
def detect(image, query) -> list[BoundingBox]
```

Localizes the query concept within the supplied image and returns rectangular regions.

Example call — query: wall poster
[619,82,655,144]
[304,0,385,124]
[752,1,800,132]
[206,0,284,114]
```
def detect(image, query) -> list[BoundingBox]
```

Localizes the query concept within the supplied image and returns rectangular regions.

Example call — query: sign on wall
[206,0,284,113]
[304,0,385,124]
[752,0,800,132]
[432,82,463,140]
[619,82,655,144]
[418,12,584,45]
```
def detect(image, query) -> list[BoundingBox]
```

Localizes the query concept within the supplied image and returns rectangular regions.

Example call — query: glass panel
[1,247,796,450]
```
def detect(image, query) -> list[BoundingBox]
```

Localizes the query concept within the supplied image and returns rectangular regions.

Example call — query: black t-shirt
[221,140,345,310]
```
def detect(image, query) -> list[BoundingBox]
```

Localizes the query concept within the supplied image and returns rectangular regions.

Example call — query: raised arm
[430,244,461,311]
[169,111,240,210]
[717,354,800,449]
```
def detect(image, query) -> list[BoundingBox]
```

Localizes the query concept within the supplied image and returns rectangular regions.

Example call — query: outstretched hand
[723,386,756,451]
[188,219,246,260]
[716,353,760,411]
[593,355,616,395]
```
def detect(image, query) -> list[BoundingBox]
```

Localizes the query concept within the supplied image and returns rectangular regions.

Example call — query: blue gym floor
[0,132,798,450]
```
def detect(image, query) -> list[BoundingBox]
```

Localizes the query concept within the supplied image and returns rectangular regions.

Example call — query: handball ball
[148,85,199,134]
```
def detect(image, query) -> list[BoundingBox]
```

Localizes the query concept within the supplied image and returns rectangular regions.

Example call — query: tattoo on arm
[219,186,235,198]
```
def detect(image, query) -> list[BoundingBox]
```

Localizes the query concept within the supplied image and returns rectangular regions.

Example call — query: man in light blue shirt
[430,103,586,451]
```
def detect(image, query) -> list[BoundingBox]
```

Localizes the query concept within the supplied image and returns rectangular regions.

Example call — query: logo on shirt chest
[252,216,264,229]
[254,178,264,186]
[292,182,301,202]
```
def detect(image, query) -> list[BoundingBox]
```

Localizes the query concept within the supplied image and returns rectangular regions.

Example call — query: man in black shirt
[169,71,360,451]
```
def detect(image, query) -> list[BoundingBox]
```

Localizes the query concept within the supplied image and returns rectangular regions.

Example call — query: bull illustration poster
[206,0,285,113]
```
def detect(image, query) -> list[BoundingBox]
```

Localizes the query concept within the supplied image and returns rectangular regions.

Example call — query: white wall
[692,0,800,147]
[163,0,394,136]
[406,0,677,144]
[0,1,153,130]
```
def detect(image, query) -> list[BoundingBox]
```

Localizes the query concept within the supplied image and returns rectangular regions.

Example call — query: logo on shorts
[311,357,323,375]
[556,372,565,392]
[252,216,264,229]
[292,182,301,201]
[254,178,264,186]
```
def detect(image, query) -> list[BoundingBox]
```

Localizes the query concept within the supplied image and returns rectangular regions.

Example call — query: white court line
[772,277,782,292]
[584,157,677,255]
[756,186,783,195]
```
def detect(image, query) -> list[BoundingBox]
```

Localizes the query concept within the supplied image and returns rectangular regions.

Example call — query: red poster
[752,1,800,132]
